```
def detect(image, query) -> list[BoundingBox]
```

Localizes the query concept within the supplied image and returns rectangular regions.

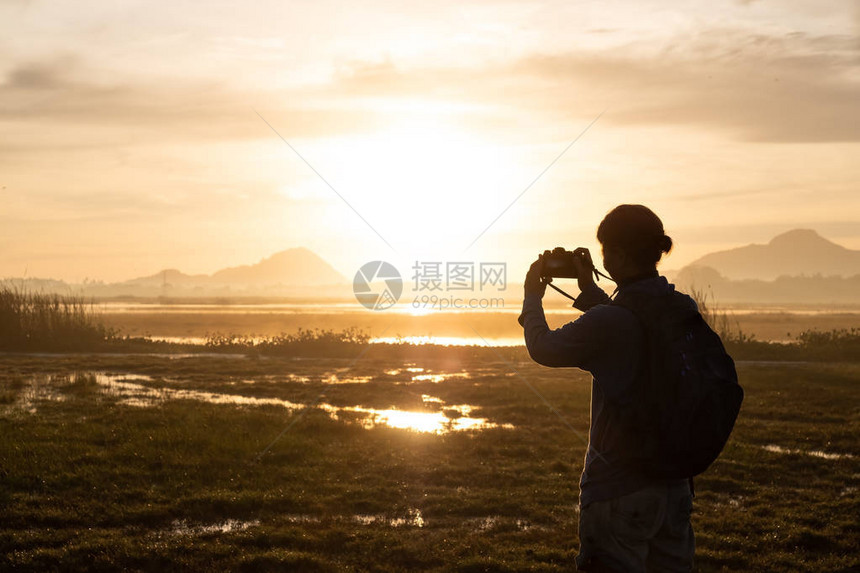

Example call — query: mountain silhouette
[125,269,209,287]
[210,248,345,286]
[127,248,346,288]
[686,229,860,280]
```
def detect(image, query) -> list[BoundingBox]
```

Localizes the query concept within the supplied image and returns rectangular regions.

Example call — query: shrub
[205,327,369,358]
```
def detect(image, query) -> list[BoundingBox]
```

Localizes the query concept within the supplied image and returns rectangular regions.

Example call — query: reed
[0,285,114,351]
[688,286,752,343]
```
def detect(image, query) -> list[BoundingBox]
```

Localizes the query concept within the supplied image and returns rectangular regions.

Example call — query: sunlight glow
[315,114,529,256]
[406,306,434,317]
[347,407,495,433]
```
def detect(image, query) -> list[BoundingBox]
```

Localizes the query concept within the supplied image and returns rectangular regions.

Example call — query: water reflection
[325,393,491,434]
[334,405,499,434]
[170,519,260,536]
[412,372,471,383]
[370,335,522,347]
[709,493,744,509]
[96,374,307,410]
[278,511,544,531]
[323,372,374,384]
[8,372,513,435]
[355,509,424,528]
[282,510,425,528]
[761,444,854,460]
[385,367,474,384]
[144,333,526,347]
[14,375,67,413]
[471,516,538,532]
[149,336,209,345]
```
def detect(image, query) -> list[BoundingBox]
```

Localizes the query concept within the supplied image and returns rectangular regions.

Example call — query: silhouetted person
[519,205,695,572]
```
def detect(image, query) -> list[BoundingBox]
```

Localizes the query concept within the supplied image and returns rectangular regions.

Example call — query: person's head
[597,204,673,281]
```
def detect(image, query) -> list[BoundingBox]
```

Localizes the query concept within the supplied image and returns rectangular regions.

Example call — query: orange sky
[1,0,858,282]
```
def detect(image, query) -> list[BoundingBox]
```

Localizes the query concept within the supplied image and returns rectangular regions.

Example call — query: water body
[97,302,859,346]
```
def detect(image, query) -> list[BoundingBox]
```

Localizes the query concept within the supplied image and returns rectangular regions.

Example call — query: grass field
[1,352,858,572]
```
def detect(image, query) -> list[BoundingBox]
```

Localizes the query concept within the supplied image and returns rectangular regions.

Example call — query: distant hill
[672,266,860,305]
[210,248,345,286]
[126,248,346,288]
[1,248,351,299]
[687,229,860,280]
[124,268,210,288]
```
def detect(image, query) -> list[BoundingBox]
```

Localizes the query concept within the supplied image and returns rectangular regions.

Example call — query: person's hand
[524,252,549,298]
[572,248,596,293]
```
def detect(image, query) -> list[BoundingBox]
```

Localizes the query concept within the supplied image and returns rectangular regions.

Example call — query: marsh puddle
[149,336,209,345]
[709,493,745,510]
[327,402,507,434]
[169,519,260,536]
[145,333,526,347]
[322,394,510,434]
[384,367,473,384]
[322,372,374,384]
[471,516,540,532]
[95,374,307,410]
[167,512,548,533]
[761,444,855,461]
[370,335,523,347]
[11,372,512,434]
[355,509,425,527]
[283,509,425,527]
[411,372,471,383]
[13,376,68,413]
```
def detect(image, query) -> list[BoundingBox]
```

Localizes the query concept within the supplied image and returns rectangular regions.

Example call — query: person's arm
[572,280,611,311]
[518,254,610,368]
[520,293,613,368]
[571,248,611,311]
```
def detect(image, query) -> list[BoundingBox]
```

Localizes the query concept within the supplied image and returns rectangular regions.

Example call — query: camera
[540,247,596,280]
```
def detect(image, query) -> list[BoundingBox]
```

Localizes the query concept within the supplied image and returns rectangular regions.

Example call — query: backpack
[610,290,743,479]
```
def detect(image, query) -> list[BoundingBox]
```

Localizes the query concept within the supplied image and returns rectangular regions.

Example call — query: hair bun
[597,205,672,266]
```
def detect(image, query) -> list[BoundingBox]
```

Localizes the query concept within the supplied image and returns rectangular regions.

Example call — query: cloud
[331,30,860,143]
[511,31,860,142]
[2,27,858,152]
[4,59,72,89]
[0,59,385,147]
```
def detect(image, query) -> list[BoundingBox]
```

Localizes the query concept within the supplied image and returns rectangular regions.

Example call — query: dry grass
[689,286,752,343]
[0,286,115,351]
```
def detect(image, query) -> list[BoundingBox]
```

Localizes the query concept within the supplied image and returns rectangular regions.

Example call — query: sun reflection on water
[340,407,496,433]
[412,372,471,383]
[10,372,514,435]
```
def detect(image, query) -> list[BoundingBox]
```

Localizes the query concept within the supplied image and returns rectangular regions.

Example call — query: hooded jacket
[519,275,693,506]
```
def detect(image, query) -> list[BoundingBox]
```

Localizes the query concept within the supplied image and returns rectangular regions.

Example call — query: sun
[316,109,528,258]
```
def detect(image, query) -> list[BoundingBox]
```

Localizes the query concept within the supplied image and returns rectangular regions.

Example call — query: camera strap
[546,281,578,302]
[544,268,616,305]
[594,268,613,282]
